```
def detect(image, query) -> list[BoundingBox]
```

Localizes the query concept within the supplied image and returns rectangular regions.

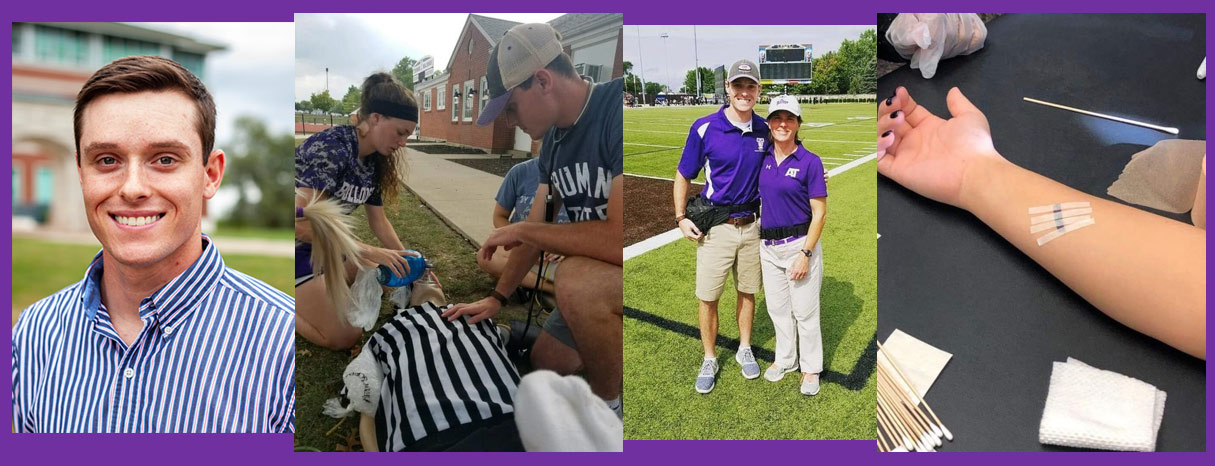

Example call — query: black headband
[366,99,418,123]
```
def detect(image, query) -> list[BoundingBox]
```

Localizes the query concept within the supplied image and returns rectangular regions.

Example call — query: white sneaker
[764,364,798,382]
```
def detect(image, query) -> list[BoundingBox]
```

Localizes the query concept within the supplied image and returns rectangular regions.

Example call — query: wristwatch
[488,289,509,306]
[801,249,813,258]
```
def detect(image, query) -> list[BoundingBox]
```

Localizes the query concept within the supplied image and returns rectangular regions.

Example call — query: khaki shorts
[695,221,762,301]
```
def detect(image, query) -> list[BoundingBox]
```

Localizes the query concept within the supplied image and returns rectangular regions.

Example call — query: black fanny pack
[760,221,810,240]
[684,196,759,233]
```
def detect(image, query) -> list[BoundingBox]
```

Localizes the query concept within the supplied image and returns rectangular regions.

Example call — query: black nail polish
[889,110,900,119]
[884,96,893,106]
[881,130,892,138]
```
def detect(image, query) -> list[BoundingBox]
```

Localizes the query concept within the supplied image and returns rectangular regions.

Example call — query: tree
[309,90,335,114]
[296,100,313,112]
[644,82,664,100]
[682,67,715,96]
[222,116,296,229]
[341,85,361,114]
[391,56,416,90]
[837,28,877,94]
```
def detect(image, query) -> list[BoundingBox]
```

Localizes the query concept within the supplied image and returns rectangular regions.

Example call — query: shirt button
[124,368,135,379]
[163,326,173,335]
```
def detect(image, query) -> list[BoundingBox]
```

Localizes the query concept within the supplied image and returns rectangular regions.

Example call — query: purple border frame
[3,1,1211,463]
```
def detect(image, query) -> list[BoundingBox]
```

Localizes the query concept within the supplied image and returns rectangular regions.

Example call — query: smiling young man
[11,56,295,433]
[674,60,769,394]
[441,23,624,419]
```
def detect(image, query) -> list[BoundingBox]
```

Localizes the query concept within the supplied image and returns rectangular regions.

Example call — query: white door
[512,126,532,153]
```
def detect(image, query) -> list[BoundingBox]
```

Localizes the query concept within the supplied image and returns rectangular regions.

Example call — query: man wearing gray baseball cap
[674,59,769,394]
[445,23,624,418]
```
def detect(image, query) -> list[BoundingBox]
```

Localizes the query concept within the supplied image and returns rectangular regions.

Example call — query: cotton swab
[879,368,942,446]
[879,381,933,450]
[879,368,943,441]
[877,340,954,441]
[1022,97,1179,135]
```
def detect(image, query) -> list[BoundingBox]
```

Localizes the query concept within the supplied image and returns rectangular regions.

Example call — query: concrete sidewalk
[400,148,508,247]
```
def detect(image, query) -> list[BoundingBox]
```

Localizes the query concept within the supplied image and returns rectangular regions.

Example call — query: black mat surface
[877,13,1206,452]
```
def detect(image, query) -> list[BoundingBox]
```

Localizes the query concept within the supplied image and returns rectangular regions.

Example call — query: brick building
[11,22,223,232]
[415,13,623,155]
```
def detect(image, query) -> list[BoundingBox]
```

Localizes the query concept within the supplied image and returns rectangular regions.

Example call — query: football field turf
[624,102,877,181]
[623,103,877,440]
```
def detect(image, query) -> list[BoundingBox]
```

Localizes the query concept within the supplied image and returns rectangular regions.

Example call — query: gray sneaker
[695,359,719,394]
[735,347,760,379]
[801,374,821,396]
[764,364,798,382]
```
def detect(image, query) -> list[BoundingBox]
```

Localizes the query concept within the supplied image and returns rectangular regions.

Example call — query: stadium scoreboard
[758,44,812,84]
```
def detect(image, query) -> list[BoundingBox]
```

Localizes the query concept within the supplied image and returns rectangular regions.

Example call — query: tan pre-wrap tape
[1107,140,1206,225]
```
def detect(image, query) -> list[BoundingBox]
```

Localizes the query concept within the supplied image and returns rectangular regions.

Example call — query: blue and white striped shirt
[11,235,295,433]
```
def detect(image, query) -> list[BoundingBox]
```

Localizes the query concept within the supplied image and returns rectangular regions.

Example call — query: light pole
[660,32,671,96]
[635,27,648,105]
[693,26,701,103]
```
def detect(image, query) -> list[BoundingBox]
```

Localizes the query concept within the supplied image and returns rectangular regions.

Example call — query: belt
[725,214,755,226]
[763,234,805,246]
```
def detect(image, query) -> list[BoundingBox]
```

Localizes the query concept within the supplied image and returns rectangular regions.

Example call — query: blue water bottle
[377,250,429,287]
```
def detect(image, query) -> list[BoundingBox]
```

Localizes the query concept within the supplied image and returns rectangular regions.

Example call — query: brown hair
[766,111,803,147]
[356,72,417,206]
[517,53,578,90]
[74,55,216,165]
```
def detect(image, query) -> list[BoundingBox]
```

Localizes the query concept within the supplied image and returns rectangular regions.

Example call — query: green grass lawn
[11,237,293,325]
[623,161,877,440]
[625,103,877,180]
[212,225,295,241]
[294,188,535,452]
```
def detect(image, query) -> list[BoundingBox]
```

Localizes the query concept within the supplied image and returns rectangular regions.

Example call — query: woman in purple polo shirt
[758,95,828,396]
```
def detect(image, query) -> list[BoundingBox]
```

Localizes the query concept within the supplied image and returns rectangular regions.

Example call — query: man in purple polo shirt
[673,59,768,394]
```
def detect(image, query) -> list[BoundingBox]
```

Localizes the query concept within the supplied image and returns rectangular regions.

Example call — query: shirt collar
[716,104,767,134]
[80,234,225,330]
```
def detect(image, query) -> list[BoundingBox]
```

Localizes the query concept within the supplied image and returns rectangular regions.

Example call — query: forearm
[368,216,405,250]
[961,156,1206,358]
[674,174,690,217]
[516,220,623,266]
[493,242,543,295]
[802,216,826,251]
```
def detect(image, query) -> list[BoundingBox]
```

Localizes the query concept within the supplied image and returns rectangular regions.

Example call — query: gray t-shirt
[537,77,623,223]
[495,158,570,224]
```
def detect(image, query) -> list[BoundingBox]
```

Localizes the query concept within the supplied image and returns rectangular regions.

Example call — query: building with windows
[11,22,223,232]
[415,13,623,155]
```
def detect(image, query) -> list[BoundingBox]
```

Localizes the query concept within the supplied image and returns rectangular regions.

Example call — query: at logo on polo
[786,168,800,178]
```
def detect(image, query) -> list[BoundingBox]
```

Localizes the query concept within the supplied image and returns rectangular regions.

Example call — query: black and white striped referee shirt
[370,302,520,451]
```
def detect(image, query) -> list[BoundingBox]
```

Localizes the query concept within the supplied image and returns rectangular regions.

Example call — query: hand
[789,254,809,281]
[678,218,703,241]
[543,253,565,263]
[441,297,502,324]
[361,246,419,278]
[479,223,526,263]
[877,86,1009,209]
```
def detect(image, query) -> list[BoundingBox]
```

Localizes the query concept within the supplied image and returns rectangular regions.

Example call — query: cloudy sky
[135,22,294,142]
[133,22,295,217]
[294,13,563,102]
[624,25,874,91]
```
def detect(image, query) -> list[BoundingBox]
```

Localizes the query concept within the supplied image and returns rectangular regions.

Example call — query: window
[422,89,431,111]
[452,84,459,121]
[437,87,445,110]
[575,63,603,83]
[34,25,89,67]
[479,77,489,115]
[463,80,474,121]
[103,36,161,64]
[13,25,22,58]
[34,166,53,205]
[467,38,474,55]
[172,50,206,78]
